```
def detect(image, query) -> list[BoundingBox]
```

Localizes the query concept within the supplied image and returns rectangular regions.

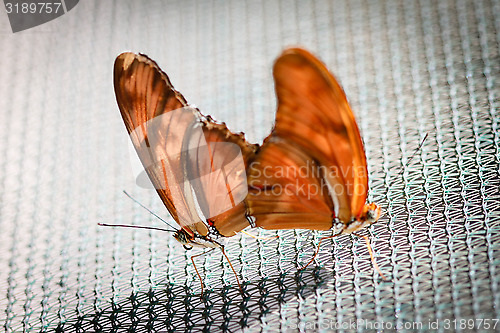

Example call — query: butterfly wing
[114,53,257,236]
[185,121,257,236]
[247,139,335,230]
[114,53,186,223]
[247,48,368,227]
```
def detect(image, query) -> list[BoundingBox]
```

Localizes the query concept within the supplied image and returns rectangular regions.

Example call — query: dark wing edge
[113,52,187,224]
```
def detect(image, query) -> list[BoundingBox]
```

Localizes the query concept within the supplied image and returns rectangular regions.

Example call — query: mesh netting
[0,0,499,331]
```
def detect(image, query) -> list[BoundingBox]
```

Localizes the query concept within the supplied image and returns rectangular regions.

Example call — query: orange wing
[247,48,368,228]
[114,53,257,236]
[247,139,334,230]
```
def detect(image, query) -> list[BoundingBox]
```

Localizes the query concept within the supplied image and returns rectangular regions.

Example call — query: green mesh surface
[1,0,499,332]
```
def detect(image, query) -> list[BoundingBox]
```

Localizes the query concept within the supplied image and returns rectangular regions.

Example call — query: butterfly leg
[190,248,216,295]
[241,229,278,241]
[298,231,343,271]
[191,247,243,295]
[220,246,243,294]
[352,232,387,280]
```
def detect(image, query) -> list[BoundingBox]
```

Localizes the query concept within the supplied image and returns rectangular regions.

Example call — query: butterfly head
[173,228,193,249]
[341,202,381,234]
[174,227,222,249]
[361,202,381,224]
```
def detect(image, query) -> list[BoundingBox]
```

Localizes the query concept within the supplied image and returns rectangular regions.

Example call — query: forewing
[272,48,368,222]
[114,52,186,224]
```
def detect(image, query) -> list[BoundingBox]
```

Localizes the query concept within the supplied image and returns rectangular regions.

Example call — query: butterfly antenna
[122,190,179,231]
[389,133,428,187]
[98,223,177,233]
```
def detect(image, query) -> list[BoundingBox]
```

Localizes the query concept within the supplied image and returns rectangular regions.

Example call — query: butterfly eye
[174,230,188,244]
[245,215,256,227]
[365,204,381,223]
[334,221,345,233]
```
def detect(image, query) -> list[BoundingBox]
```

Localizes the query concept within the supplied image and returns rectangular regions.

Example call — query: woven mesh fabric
[1,0,499,331]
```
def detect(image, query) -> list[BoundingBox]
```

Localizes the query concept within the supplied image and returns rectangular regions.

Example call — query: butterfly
[246,48,381,234]
[245,48,382,272]
[110,48,382,292]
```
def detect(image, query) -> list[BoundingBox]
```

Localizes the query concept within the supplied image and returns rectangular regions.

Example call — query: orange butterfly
[110,48,382,292]
[113,53,260,290]
[246,48,382,272]
[247,48,380,230]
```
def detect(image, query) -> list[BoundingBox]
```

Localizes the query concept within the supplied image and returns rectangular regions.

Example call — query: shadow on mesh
[56,266,330,332]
